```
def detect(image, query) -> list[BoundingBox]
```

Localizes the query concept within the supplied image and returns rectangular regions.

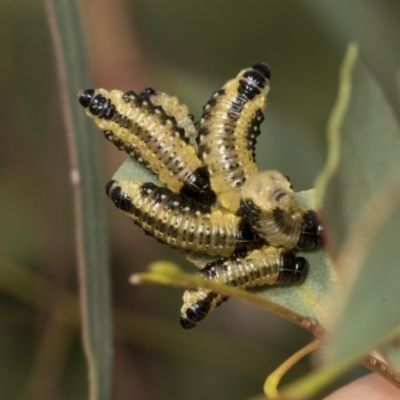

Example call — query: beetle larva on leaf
[78,88,215,204]
[139,88,197,141]
[179,246,307,329]
[239,170,324,248]
[196,63,271,212]
[78,61,323,330]
[106,179,261,257]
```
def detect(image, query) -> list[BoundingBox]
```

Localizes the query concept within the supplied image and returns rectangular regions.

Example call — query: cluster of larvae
[78,63,323,329]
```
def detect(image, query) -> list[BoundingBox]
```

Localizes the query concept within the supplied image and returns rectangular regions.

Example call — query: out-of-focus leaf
[314,41,400,386]
[317,44,400,255]
[327,175,400,366]
[45,1,112,399]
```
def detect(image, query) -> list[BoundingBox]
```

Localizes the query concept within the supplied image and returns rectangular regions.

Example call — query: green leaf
[316,43,400,255]
[327,175,400,367]
[45,1,112,399]
[315,41,400,382]
[113,161,336,333]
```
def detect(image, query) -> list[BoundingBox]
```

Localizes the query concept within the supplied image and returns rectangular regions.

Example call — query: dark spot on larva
[123,90,137,102]
[238,79,261,100]
[140,182,157,197]
[89,94,108,116]
[139,87,156,98]
[103,130,113,141]
[205,98,217,108]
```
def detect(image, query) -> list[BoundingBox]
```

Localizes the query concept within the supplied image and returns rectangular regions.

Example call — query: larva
[139,88,197,141]
[179,246,307,329]
[196,63,271,212]
[78,88,215,204]
[106,179,261,257]
[239,170,324,248]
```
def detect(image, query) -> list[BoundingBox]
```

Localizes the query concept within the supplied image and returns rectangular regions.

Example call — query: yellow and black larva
[77,62,324,330]
[196,63,270,212]
[179,246,307,329]
[78,88,215,204]
[139,88,197,141]
[239,170,324,248]
[106,179,262,257]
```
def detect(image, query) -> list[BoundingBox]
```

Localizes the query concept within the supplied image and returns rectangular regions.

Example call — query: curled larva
[139,88,197,141]
[179,246,307,329]
[106,179,261,257]
[78,88,215,204]
[239,170,324,249]
[196,63,271,212]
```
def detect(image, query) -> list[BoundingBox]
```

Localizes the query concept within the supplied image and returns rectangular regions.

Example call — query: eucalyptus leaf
[320,48,400,255]
[327,196,400,366]
[316,43,400,376]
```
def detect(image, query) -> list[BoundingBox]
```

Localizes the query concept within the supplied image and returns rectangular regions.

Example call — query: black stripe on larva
[105,180,115,196]
[273,207,295,236]
[277,254,307,284]
[297,210,324,248]
[238,79,261,100]
[179,166,216,205]
[229,95,247,118]
[184,292,220,324]
[252,63,271,80]
[107,184,132,212]
[243,70,267,89]
[227,112,239,121]
[238,198,261,223]
[235,220,263,254]
[78,89,95,108]
[180,247,306,329]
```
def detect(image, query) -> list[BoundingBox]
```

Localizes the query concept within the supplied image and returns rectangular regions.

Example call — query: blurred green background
[1,0,400,399]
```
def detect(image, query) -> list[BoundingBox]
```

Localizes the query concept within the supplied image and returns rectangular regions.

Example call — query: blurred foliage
[1,0,400,399]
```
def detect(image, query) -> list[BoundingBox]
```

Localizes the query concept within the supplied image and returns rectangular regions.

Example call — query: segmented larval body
[179,246,307,329]
[239,170,324,248]
[140,88,197,141]
[196,63,271,212]
[106,179,260,257]
[78,88,215,204]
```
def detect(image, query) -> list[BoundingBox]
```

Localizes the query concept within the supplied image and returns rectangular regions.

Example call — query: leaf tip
[129,274,142,284]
